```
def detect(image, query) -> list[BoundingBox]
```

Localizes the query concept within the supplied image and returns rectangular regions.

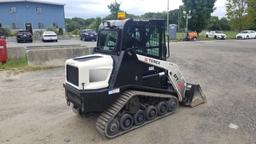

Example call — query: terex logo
[148,58,160,65]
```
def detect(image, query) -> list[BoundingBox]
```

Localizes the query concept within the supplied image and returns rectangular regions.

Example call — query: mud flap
[183,83,207,107]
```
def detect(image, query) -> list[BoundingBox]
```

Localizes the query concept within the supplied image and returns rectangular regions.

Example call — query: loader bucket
[183,84,207,107]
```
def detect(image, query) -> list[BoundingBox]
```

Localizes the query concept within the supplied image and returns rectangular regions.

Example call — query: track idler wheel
[167,98,178,112]
[120,114,134,131]
[146,105,157,120]
[106,119,120,136]
[134,110,146,126]
[157,102,168,116]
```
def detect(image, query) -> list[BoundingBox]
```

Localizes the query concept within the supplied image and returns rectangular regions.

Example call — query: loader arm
[136,54,206,107]
[136,54,186,101]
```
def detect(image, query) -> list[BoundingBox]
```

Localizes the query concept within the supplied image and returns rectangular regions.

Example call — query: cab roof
[99,19,166,30]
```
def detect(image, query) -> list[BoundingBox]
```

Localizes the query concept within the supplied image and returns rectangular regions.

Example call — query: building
[0,0,65,31]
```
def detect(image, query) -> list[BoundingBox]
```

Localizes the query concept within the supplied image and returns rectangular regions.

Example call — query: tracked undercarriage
[96,90,178,138]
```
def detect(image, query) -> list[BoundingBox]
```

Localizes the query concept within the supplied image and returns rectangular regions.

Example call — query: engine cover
[65,54,113,90]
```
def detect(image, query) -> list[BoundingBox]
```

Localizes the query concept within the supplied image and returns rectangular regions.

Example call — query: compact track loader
[63,18,206,138]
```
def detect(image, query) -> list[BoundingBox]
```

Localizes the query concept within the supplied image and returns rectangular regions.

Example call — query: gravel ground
[0,40,256,144]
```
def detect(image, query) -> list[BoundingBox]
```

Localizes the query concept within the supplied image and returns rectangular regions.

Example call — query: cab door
[124,21,168,89]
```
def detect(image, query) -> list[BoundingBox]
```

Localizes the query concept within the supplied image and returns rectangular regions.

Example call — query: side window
[133,28,142,52]
[125,25,162,59]
[125,27,142,50]
[36,8,42,14]
[98,30,118,52]
[10,7,16,13]
[145,27,160,57]
[135,26,161,58]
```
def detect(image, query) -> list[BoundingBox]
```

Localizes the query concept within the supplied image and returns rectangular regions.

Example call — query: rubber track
[96,90,178,138]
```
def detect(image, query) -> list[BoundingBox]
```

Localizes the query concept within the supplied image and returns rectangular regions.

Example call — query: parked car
[80,29,97,41]
[236,30,256,39]
[184,31,198,41]
[16,30,33,43]
[42,31,58,42]
[206,31,227,40]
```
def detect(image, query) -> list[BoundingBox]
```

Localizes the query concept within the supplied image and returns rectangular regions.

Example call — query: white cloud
[212,0,227,18]
[51,0,226,18]
[120,0,183,15]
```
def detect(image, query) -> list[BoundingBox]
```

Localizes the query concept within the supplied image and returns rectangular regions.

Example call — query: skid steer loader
[63,18,206,138]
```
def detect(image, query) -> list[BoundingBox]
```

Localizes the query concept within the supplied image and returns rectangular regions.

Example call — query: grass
[0,57,55,72]
[0,57,28,70]
[225,31,237,39]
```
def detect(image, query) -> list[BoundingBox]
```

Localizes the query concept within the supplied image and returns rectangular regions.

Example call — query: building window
[36,7,42,14]
[52,23,58,28]
[12,23,16,29]
[38,23,44,29]
[10,7,16,13]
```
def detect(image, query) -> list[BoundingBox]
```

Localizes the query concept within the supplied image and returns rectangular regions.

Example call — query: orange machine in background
[184,31,198,41]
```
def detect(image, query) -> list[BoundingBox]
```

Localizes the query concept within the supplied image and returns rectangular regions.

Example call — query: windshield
[241,31,248,33]
[97,30,118,52]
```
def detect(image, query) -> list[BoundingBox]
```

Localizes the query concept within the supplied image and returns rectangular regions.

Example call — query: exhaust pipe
[183,83,207,107]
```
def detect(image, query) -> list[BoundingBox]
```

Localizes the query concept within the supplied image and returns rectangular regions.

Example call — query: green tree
[207,16,221,30]
[219,18,231,30]
[106,2,121,20]
[247,0,256,29]
[95,17,102,31]
[182,0,216,33]
[169,9,179,24]
[141,12,167,20]
[65,17,99,32]
[178,6,186,31]
[126,13,140,19]
[226,0,248,31]
[206,17,231,31]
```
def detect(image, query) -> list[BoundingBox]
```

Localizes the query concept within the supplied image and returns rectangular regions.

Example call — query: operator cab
[94,19,168,61]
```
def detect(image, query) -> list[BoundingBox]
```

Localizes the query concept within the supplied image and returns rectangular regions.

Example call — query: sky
[48,0,227,18]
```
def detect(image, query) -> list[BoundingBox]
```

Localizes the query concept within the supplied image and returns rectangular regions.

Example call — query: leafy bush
[58,28,64,35]
[2,28,11,36]
[71,29,80,35]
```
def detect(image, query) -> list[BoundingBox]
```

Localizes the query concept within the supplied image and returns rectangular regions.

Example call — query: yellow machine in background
[117,11,126,20]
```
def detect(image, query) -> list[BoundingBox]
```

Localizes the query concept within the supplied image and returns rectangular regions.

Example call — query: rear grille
[66,65,79,86]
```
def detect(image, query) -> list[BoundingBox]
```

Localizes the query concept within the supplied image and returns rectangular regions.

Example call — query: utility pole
[183,10,191,33]
[185,14,188,32]
[166,0,170,58]
[167,0,169,36]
